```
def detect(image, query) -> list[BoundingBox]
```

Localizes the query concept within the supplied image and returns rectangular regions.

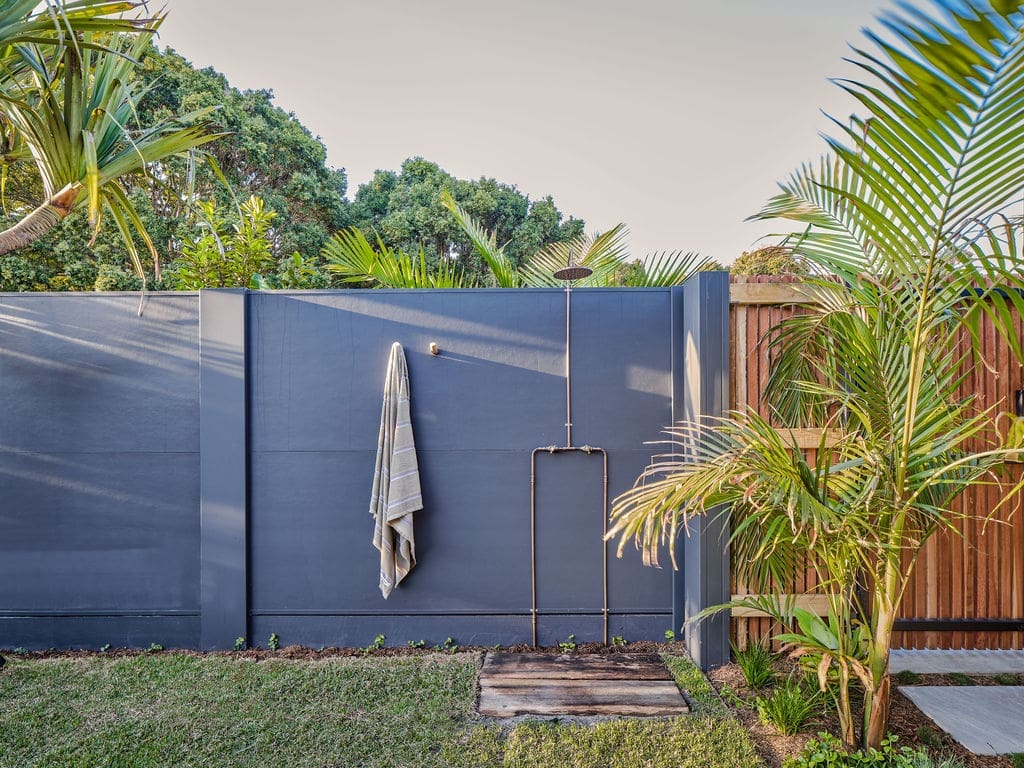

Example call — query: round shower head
[552,264,593,281]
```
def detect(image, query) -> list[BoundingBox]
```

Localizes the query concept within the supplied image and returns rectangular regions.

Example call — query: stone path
[891,650,1024,674]
[899,686,1024,755]
[477,652,690,718]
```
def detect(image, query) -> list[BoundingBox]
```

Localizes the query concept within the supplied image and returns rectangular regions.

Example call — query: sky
[156,0,891,265]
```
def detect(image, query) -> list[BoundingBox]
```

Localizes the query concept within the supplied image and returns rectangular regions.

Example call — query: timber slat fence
[728,275,1024,650]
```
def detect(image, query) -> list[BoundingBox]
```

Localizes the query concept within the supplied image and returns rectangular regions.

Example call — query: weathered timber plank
[729,593,831,618]
[481,652,671,680]
[478,680,689,718]
[729,282,811,305]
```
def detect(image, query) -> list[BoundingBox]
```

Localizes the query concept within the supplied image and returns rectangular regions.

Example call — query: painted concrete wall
[0,285,726,652]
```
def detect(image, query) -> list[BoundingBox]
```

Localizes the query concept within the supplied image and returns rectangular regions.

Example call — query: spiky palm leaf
[520,224,631,287]
[0,20,218,274]
[322,227,470,289]
[609,0,1024,749]
[439,189,519,287]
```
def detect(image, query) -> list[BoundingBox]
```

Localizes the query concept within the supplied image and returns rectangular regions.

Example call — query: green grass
[0,652,760,768]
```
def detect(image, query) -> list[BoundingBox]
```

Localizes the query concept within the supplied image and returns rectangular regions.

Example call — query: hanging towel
[370,342,422,599]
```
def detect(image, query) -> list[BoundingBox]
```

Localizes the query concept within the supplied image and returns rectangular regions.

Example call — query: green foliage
[169,196,276,288]
[98,644,111,654]
[432,637,458,654]
[135,46,350,260]
[755,676,821,735]
[892,670,921,686]
[732,640,776,689]
[947,673,973,686]
[0,21,216,273]
[611,635,627,647]
[267,633,280,651]
[609,0,1024,751]
[730,246,805,276]
[783,733,950,768]
[146,643,163,653]
[664,629,676,641]
[995,673,1021,685]
[323,227,468,288]
[914,726,945,750]
[371,634,386,650]
[1010,754,1024,768]
[0,255,51,291]
[233,637,245,652]
[407,639,426,649]
[557,634,577,653]
[351,157,583,283]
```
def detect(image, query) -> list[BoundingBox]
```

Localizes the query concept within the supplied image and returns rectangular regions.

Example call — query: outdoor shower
[529,258,610,647]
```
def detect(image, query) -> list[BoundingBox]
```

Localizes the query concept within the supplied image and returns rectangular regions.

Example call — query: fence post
[678,272,731,671]
[199,289,248,650]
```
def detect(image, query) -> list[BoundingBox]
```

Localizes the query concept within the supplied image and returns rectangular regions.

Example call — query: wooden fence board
[728,276,1024,650]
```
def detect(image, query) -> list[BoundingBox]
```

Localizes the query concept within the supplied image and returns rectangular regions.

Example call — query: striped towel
[369,342,422,599]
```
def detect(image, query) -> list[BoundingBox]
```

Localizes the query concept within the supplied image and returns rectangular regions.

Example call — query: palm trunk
[862,561,899,749]
[838,664,855,749]
[0,184,79,255]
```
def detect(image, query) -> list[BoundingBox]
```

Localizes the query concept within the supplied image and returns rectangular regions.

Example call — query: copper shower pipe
[529,444,609,648]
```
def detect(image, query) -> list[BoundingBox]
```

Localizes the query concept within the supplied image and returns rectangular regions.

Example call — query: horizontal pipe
[893,618,1024,633]
[249,609,668,617]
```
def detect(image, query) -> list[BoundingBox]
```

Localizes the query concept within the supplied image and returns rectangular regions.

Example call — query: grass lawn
[0,651,761,768]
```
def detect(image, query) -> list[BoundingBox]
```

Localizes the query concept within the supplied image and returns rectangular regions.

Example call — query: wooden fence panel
[727,276,1024,650]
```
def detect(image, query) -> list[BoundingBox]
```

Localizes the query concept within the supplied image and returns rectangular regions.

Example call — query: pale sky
[157,0,890,264]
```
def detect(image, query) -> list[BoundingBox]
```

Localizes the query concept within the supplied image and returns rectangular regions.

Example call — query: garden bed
[708,662,1018,768]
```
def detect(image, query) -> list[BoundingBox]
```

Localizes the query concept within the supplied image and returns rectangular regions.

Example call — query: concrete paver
[899,686,1024,755]
[890,650,1024,674]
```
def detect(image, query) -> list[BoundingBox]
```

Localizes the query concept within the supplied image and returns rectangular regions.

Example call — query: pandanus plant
[0,2,218,279]
[608,0,1024,750]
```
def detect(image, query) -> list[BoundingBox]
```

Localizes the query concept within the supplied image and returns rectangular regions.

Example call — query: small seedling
[407,639,426,649]
[732,639,776,689]
[558,634,577,653]
[719,684,750,710]
[99,644,111,653]
[491,644,501,651]
[441,637,458,653]
[372,634,386,650]
[316,646,327,653]
[146,643,164,653]
[12,647,28,655]
[915,725,945,749]
[267,633,280,651]
[948,672,973,686]
[610,635,627,647]
[995,672,1020,685]
[664,629,676,641]
[892,669,921,685]
[233,637,246,651]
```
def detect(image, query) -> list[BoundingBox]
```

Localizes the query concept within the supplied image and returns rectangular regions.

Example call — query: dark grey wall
[0,294,201,649]
[0,287,728,652]
[246,289,676,648]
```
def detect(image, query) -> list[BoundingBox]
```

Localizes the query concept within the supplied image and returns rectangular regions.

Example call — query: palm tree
[608,0,1024,750]
[0,6,217,278]
[441,189,713,287]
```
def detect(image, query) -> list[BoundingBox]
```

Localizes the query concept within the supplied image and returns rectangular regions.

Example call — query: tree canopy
[350,157,585,282]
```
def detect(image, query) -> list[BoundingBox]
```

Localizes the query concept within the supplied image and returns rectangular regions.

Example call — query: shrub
[995,673,1019,686]
[733,639,776,689]
[947,673,973,686]
[756,676,820,735]
[730,245,806,276]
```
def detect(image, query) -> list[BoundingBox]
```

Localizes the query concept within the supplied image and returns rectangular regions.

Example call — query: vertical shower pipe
[529,271,609,647]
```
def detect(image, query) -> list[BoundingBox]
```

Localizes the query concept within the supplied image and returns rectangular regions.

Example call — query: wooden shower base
[477,652,690,718]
